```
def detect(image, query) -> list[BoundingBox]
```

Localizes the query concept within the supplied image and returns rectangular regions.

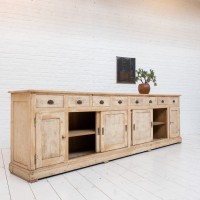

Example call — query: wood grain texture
[170,107,180,138]
[143,97,157,106]
[68,95,90,107]
[36,95,64,108]
[92,96,110,107]
[111,96,128,106]
[132,109,153,145]
[11,93,31,170]
[101,111,128,152]
[36,112,66,168]
[10,137,182,182]
[10,91,181,182]
[9,90,181,97]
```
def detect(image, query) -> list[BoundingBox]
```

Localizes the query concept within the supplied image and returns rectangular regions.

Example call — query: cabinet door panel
[36,112,66,168]
[132,109,153,145]
[101,111,128,152]
[170,107,180,138]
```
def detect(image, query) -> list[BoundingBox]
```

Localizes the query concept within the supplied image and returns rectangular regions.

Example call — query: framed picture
[116,57,135,84]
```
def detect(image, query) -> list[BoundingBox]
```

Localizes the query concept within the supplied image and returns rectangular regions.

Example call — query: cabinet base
[9,137,182,182]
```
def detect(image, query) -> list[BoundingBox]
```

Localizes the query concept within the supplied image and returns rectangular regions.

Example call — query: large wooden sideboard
[9,90,181,182]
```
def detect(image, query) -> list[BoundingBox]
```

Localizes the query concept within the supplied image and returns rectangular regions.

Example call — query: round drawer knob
[77,100,82,105]
[47,100,54,105]
[135,100,139,104]
[99,100,104,105]
[118,100,122,104]
[173,100,175,103]
[161,100,164,103]
[149,100,152,103]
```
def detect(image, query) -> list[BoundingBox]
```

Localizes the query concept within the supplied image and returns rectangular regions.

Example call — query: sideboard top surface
[9,90,181,97]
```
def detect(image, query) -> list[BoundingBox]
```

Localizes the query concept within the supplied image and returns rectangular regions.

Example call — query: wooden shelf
[69,150,95,159]
[153,122,165,126]
[69,129,95,137]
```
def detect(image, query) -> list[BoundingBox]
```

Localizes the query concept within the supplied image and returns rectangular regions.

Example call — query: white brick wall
[0,0,200,148]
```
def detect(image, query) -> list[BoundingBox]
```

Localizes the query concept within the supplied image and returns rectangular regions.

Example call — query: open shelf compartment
[153,108,168,140]
[68,112,96,159]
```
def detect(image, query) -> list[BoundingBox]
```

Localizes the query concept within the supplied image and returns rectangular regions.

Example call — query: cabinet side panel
[12,94,31,169]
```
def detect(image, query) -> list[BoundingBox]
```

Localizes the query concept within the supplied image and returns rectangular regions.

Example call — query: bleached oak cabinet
[9,90,182,182]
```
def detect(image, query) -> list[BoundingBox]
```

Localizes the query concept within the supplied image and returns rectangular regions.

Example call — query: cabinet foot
[29,179,38,183]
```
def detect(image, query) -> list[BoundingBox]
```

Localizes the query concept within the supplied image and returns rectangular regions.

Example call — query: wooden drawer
[158,97,179,105]
[157,97,169,105]
[168,97,179,106]
[143,97,157,106]
[130,97,144,106]
[112,96,128,106]
[92,96,110,107]
[36,95,64,108]
[68,95,90,107]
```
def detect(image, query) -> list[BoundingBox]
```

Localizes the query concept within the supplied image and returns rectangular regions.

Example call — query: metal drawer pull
[118,100,122,104]
[47,100,54,105]
[102,127,104,135]
[62,135,66,139]
[99,100,104,104]
[173,100,175,103]
[149,100,152,103]
[77,100,82,104]
[135,100,139,104]
[161,100,164,103]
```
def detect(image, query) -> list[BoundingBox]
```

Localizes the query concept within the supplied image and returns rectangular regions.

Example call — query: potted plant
[135,68,157,94]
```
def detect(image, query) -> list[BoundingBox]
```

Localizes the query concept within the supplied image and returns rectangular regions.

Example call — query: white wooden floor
[1,134,200,200]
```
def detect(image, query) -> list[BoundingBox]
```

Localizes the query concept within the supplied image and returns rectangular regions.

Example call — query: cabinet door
[101,111,128,152]
[132,109,153,145]
[36,112,66,168]
[169,107,180,138]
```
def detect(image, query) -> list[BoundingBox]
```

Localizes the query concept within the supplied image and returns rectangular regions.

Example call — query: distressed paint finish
[132,109,153,145]
[10,90,181,182]
[170,107,180,138]
[36,95,64,108]
[68,95,90,107]
[101,111,128,152]
[36,112,66,168]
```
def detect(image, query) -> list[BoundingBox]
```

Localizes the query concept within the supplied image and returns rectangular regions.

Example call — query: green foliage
[135,68,157,86]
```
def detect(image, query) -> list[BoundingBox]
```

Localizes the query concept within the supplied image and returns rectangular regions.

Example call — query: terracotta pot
[138,83,150,94]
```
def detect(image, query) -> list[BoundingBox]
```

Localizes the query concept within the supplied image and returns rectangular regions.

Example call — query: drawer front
[158,97,179,105]
[112,96,128,106]
[130,97,144,106]
[36,95,64,108]
[143,97,157,106]
[92,96,110,107]
[157,97,169,105]
[68,95,90,107]
[168,97,179,106]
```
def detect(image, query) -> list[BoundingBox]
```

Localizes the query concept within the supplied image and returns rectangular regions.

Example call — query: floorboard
[64,171,111,200]
[47,174,86,200]
[2,149,35,200]
[0,150,10,200]
[30,179,61,200]
[1,134,200,200]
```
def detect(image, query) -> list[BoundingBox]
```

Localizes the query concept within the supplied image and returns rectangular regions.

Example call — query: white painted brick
[0,0,200,147]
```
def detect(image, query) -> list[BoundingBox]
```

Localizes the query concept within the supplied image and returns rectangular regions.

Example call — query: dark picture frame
[116,57,135,84]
